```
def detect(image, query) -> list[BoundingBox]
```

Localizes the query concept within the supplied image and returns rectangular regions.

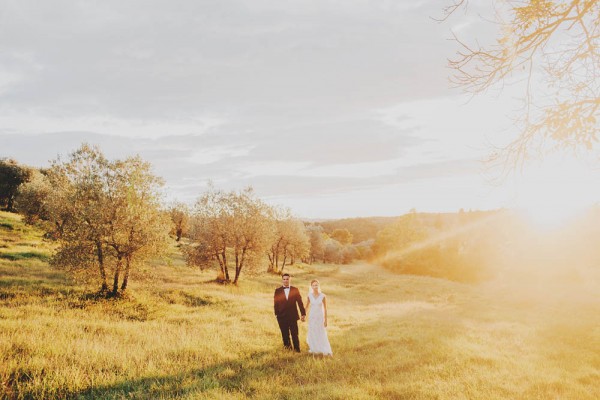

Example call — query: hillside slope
[1,211,599,399]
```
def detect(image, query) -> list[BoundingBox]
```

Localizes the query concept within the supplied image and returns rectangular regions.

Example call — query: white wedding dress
[306,292,333,355]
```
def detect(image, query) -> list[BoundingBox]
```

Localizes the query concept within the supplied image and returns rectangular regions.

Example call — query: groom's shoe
[294,349,301,353]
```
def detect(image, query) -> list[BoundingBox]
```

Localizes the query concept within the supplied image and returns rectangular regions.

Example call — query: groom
[274,273,305,352]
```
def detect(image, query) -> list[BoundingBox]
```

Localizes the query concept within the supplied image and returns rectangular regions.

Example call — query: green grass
[0,223,14,230]
[0,252,50,262]
[1,211,599,399]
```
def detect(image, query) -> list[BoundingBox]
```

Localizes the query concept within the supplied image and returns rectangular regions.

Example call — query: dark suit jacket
[274,286,306,321]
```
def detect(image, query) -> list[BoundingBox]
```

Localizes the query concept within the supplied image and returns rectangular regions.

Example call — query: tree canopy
[187,187,274,284]
[43,144,170,295]
[0,159,33,212]
[446,0,600,168]
[267,207,310,274]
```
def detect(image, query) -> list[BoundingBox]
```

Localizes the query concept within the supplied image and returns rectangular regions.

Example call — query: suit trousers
[277,316,300,351]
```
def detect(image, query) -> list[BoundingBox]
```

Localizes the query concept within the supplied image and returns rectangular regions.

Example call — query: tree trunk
[267,250,275,272]
[222,249,230,282]
[54,221,64,239]
[95,240,108,292]
[215,252,225,282]
[6,195,15,212]
[121,228,135,291]
[112,256,122,296]
[235,250,241,282]
[176,228,182,242]
[233,248,247,285]
[280,249,287,274]
[214,252,225,280]
[233,266,241,284]
[233,262,242,284]
[121,256,131,291]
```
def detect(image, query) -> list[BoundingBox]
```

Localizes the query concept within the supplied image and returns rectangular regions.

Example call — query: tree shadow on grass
[71,350,302,400]
[156,288,223,308]
[0,251,50,262]
[0,263,67,282]
[0,276,81,307]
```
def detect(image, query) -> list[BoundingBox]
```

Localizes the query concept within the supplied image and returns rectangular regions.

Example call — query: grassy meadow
[1,210,599,399]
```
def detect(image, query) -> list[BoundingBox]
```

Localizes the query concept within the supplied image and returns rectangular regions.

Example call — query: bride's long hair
[309,279,322,295]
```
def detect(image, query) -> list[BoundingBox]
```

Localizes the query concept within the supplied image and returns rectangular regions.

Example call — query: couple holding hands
[273,273,333,356]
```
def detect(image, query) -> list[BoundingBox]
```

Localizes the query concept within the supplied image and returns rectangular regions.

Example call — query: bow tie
[283,286,290,289]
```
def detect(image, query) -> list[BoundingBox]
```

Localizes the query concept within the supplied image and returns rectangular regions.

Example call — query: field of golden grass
[1,210,599,399]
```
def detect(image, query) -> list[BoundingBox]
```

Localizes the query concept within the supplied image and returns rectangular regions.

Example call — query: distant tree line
[318,217,397,244]
[372,209,511,282]
[304,225,373,265]
[3,144,519,288]
[5,144,369,290]
[182,190,367,284]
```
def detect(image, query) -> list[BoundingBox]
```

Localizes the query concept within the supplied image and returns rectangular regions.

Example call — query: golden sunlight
[514,155,597,229]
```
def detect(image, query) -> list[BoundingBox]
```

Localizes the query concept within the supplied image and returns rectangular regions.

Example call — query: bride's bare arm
[323,296,327,327]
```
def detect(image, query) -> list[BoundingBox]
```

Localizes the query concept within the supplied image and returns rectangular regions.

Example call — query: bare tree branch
[445,0,600,169]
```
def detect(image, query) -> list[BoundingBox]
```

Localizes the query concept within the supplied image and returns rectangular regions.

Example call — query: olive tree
[169,202,190,242]
[45,144,169,295]
[187,187,274,284]
[0,158,33,212]
[267,207,310,274]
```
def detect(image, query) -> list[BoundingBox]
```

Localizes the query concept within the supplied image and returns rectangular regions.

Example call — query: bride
[306,279,333,356]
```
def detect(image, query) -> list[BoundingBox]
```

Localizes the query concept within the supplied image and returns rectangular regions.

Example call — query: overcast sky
[0,0,543,218]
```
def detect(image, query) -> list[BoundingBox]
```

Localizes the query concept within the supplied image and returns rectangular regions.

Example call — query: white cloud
[187,145,254,165]
[0,114,223,139]
[0,0,518,218]
[374,92,522,164]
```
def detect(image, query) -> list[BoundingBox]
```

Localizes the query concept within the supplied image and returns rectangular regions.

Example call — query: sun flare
[513,156,598,228]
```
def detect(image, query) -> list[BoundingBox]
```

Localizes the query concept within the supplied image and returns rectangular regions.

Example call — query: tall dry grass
[1,211,599,399]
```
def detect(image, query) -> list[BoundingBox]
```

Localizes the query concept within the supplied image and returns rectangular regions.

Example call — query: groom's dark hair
[282,273,290,278]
